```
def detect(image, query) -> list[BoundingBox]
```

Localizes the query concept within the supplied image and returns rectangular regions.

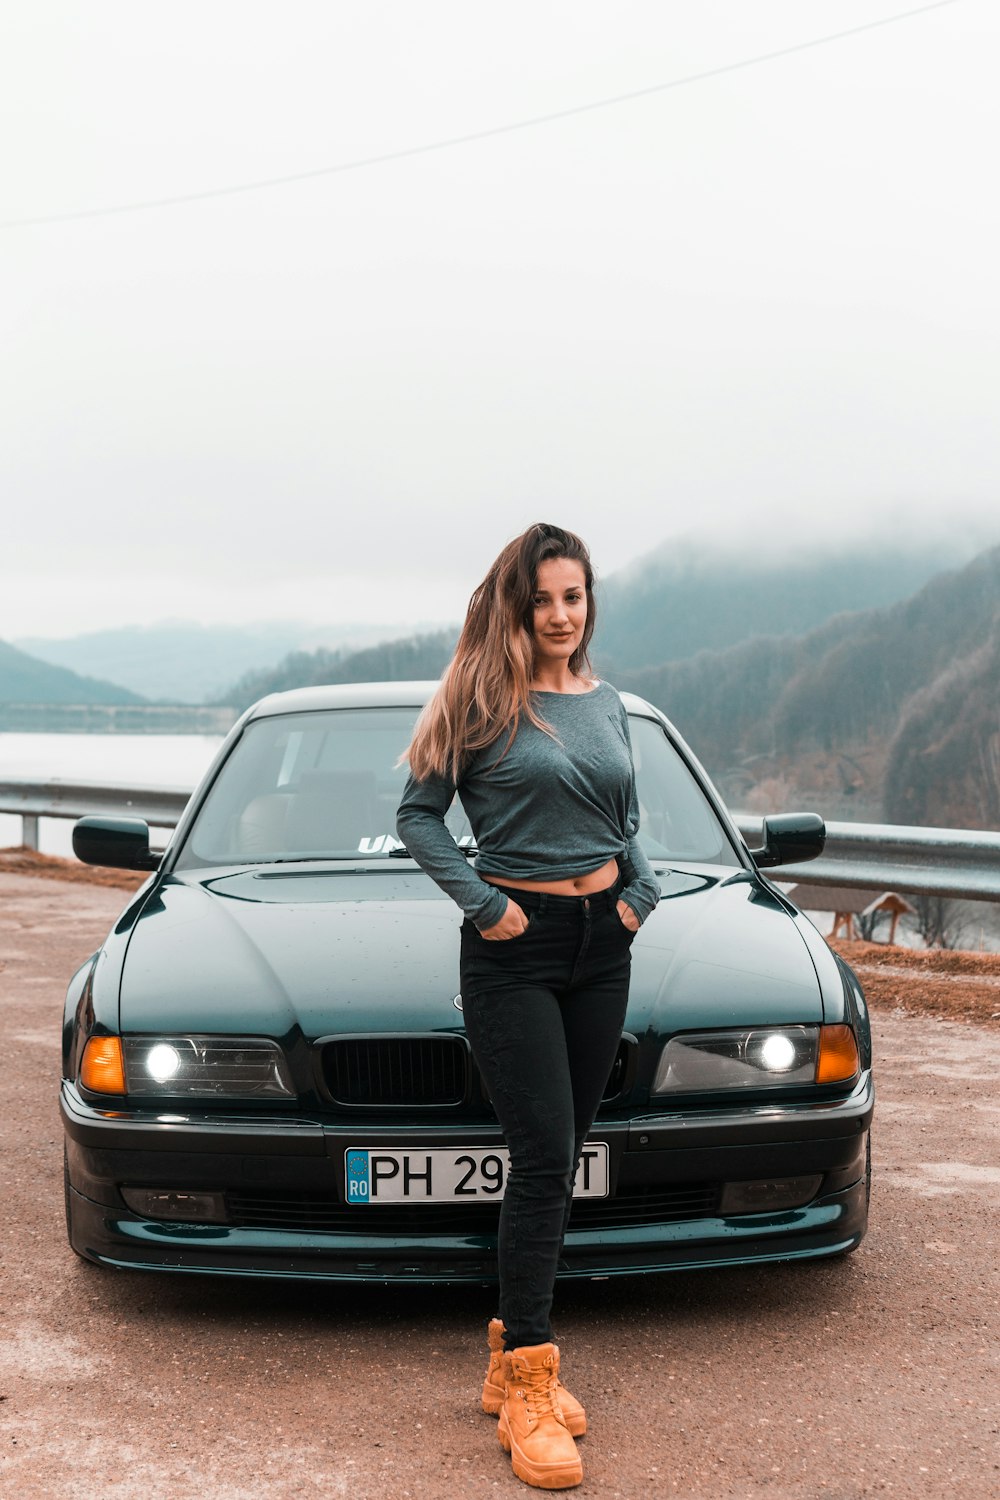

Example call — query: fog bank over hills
[11,535,970,706]
[218,536,979,707]
[595,533,975,670]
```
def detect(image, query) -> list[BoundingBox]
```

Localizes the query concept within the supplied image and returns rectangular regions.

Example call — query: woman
[396,523,660,1491]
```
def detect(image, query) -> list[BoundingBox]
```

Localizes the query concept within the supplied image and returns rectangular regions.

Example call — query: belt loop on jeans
[537,892,549,916]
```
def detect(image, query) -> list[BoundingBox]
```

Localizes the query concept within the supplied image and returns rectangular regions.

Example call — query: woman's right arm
[396,769,508,930]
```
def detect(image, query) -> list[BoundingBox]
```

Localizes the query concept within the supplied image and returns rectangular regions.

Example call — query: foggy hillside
[12,537,969,707]
[884,619,1000,828]
[13,619,443,705]
[616,545,1000,828]
[595,537,971,670]
[220,540,967,712]
[223,630,458,709]
[0,639,146,706]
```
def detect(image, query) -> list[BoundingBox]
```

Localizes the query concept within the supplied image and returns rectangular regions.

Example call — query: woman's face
[531,557,589,667]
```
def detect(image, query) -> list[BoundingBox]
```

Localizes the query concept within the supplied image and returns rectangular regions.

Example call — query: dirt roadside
[1,870,998,1499]
[828,939,1000,1028]
[0,846,148,890]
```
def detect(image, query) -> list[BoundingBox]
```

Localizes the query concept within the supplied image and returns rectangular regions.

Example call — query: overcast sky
[3,1,998,641]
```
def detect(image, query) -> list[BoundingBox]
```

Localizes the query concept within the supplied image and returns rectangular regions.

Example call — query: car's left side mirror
[749,812,826,869]
[72,816,163,870]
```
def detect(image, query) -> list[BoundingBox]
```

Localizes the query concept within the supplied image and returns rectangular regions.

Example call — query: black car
[62,682,873,1282]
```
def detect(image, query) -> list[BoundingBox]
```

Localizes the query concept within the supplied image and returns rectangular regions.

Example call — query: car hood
[118,866,824,1041]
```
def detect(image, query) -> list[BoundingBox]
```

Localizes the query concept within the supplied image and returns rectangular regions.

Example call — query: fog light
[719,1175,823,1214]
[120,1188,228,1222]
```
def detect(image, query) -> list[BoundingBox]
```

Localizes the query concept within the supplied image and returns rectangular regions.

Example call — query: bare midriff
[482,857,620,897]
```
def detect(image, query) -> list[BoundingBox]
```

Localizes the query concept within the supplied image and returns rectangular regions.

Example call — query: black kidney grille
[225,1183,719,1234]
[323,1036,468,1107]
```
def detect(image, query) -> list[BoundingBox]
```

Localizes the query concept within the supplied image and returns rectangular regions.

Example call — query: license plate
[344,1143,608,1205]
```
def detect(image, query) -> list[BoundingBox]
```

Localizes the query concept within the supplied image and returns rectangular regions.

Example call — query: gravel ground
[1,872,998,1500]
[829,940,1000,1029]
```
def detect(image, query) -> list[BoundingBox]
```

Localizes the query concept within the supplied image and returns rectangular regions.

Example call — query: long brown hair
[404,523,596,781]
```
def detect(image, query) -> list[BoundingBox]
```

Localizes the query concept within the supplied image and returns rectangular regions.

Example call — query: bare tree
[908,895,971,950]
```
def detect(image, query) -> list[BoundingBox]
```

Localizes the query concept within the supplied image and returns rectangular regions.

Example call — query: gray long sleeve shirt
[396,681,661,930]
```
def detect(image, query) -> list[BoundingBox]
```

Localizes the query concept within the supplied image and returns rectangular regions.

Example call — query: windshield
[173,706,741,870]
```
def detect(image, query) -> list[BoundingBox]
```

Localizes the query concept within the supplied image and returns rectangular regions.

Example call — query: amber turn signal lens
[816,1024,860,1084]
[81,1035,126,1094]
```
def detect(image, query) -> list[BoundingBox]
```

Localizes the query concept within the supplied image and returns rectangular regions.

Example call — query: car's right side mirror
[749,812,826,869]
[72,816,162,870]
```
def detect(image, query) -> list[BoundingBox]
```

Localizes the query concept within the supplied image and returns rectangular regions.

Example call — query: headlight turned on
[120,1036,295,1098]
[652,1024,859,1094]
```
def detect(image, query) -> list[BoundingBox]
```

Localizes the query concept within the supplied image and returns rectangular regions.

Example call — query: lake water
[0,732,224,856]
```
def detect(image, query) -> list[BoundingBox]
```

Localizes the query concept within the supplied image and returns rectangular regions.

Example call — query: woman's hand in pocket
[616,899,640,933]
[479,897,531,941]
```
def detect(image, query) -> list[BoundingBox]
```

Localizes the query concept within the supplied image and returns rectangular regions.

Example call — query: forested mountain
[598,614,859,765]
[614,545,1000,828]
[223,630,458,709]
[596,537,971,670]
[884,620,1000,828]
[220,542,958,713]
[0,639,145,705]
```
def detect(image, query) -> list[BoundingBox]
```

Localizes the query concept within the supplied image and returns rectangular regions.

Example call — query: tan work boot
[497,1343,583,1490]
[482,1319,587,1437]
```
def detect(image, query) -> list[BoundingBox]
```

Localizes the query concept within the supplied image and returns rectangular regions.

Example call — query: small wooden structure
[786,885,915,944]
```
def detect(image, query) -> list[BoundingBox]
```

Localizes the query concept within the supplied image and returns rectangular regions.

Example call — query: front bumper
[62,1072,873,1282]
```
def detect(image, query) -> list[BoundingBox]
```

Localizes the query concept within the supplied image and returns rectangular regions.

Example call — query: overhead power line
[0,1,962,231]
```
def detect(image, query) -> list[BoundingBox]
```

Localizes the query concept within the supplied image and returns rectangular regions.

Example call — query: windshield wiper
[259,855,381,864]
[390,844,478,858]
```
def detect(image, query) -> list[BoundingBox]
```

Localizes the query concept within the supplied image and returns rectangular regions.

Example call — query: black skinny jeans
[459,876,634,1350]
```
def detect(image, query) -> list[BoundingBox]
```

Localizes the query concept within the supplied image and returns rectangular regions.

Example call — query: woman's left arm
[616,702,661,929]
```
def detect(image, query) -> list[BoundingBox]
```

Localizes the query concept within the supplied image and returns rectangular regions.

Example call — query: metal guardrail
[0,779,192,851]
[733,816,1000,904]
[1,779,998,903]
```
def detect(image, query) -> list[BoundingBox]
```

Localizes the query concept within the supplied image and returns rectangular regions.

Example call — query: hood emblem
[452,994,463,1012]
